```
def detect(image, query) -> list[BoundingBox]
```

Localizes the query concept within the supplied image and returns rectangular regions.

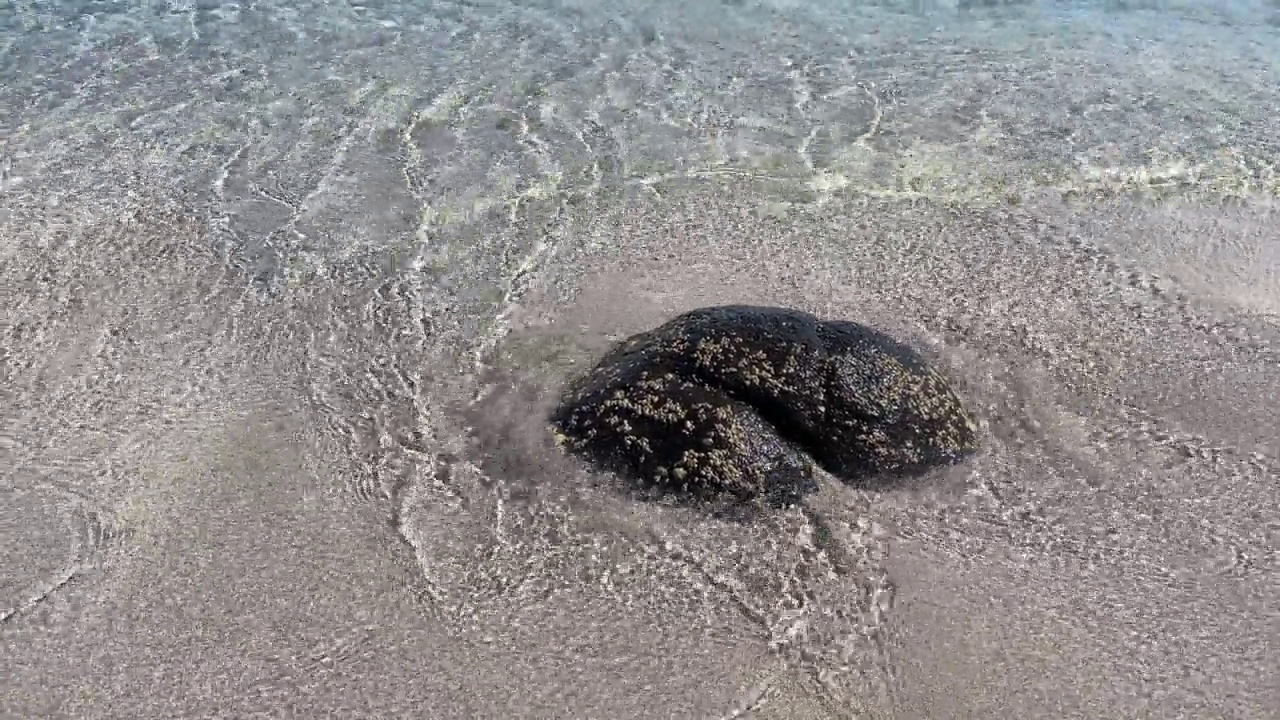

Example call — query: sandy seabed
[3,0,1279,717]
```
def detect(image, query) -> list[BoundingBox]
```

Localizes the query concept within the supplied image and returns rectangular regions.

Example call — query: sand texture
[3,0,1279,717]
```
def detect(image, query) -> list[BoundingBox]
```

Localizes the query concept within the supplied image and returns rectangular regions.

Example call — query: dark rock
[551,305,979,504]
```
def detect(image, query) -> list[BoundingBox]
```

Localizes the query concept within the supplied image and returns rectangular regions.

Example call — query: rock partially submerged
[551,305,979,503]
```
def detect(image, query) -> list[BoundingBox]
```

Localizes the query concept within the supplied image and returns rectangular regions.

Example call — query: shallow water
[3,1,1278,718]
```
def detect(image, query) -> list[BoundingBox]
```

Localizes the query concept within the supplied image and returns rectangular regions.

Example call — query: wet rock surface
[552,305,980,504]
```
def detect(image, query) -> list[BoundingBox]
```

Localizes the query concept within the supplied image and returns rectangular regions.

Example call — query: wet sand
[4,1,1280,717]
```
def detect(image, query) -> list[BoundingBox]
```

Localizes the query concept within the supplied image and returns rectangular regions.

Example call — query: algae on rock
[552,305,979,505]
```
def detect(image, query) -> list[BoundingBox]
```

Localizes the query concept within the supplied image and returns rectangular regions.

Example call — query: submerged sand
[3,1,1279,717]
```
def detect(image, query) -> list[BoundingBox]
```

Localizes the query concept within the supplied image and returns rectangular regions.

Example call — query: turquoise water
[2,1,1278,717]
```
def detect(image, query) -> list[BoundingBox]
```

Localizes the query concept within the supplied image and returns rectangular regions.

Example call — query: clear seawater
[2,1,1278,717]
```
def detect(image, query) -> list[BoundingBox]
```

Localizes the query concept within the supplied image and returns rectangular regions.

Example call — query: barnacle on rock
[552,305,979,504]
